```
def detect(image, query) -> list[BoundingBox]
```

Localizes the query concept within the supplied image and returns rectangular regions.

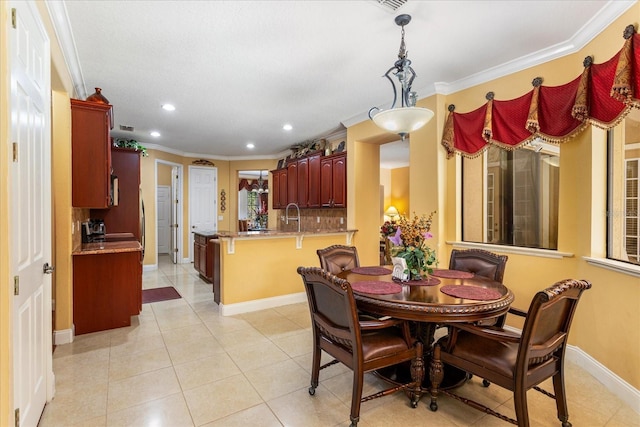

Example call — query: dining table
[338,265,515,390]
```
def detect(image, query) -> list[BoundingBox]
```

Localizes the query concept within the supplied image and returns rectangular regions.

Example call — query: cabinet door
[287,162,298,205]
[194,241,202,273]
[297,157,309,208]
[71,99,113,208]
[331,154,347,207]
[307,154,321,208]
[271,169,287,209]
[320,158,334,207]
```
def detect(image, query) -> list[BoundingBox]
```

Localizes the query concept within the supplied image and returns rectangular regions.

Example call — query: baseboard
[220,292,307,316]
[566,344,640,412]
[143,264,157,272]
[503,325,639,413]
[53,327,74,345]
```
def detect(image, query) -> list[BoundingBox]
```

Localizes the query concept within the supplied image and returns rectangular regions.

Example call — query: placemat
[351,266,393,275]
[440,285,501,301]
[431,269,475,279]
[352,281,402,295]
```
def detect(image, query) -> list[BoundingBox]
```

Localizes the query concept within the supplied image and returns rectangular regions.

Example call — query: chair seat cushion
[361,330,410,361]
[446,331,518,378]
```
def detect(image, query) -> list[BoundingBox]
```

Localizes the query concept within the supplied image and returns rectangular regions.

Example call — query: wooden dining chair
[429,278,592,427]
[449,248,508,283]
[317,244,360,274]
[297,267,424,427]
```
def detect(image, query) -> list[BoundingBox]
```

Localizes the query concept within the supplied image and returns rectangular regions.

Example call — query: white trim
[53,328,74,345]
[502,326,640,413]
[447,241,573,259]
[143,264,157,272]
[145,143,289,162]
[45,0,86,97]
[583,256,640,278]
[220,292,307,316]
[154,159,184,266]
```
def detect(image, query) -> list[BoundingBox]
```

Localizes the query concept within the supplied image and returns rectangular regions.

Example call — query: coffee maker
[81,219,106,243]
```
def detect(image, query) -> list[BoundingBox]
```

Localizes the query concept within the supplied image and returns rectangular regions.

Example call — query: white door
[189,166,217,261]
[157,186,171,254]
[10,2,53,426]
[171,167,179,264]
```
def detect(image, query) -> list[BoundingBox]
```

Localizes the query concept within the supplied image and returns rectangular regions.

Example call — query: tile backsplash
[276,208,347,232]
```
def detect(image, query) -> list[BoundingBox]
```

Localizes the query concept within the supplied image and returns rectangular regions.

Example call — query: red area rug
[440,285,501,301]
[351,281,402,295]
[142,286,182,304]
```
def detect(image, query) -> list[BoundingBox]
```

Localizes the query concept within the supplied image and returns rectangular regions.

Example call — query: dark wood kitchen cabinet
[91,147,142,241]
[193,232,218,283]
[71,99,113,208]
[271,168,288,209]
[73,246,142,335]
[287,161,299,205]
[296,153,321,208]
[320,152,346,208]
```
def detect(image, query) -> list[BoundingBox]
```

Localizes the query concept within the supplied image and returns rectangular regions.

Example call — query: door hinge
[12,142,18,162]
[15,408,19,427]
[174,248,178,253]
[11,8,16,29]
[14,276,19,296]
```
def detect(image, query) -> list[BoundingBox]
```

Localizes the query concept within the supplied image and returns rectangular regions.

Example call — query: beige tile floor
[40,255,639,426]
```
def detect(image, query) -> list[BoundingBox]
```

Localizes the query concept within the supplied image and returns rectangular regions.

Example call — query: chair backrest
[238,220,248,231]
[317,245,360,275]
[449,249,508,283]
[297,266,361,352]
[517,279,591,371]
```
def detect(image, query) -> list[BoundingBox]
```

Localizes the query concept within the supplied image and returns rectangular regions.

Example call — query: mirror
[238,170,269,230]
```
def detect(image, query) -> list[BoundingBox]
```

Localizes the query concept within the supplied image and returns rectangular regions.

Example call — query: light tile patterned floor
[39,255,639,426]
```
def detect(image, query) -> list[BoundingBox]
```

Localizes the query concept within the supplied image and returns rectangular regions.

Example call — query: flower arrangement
[387,211,437,280]
[380,220,398,237]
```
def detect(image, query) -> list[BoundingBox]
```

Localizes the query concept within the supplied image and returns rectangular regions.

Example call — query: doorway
[155,160,183,265]
[188,166,218,261]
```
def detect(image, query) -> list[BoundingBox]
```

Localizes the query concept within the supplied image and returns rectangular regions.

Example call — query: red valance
[442,25,640,158]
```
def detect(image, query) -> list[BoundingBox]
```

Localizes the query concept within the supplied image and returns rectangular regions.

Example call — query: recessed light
[150,131,161,137]
[161,104,175,111]
[283,124,293,131]
[246,143,255,149]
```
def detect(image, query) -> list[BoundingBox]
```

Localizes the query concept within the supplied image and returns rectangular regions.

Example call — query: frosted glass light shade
[385,206,399,217]
[371,107,434,135]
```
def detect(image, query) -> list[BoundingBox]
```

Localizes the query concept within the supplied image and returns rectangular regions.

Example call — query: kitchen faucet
[285,203,301,232]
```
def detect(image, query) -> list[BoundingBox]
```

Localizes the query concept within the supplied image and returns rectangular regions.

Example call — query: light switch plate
[218,215,223,220]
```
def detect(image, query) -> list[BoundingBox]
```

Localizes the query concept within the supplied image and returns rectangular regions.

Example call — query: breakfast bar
[209,229,356,315]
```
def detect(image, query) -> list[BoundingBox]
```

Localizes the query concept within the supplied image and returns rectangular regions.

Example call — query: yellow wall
[157,163,172,186]
[390,167,409,216]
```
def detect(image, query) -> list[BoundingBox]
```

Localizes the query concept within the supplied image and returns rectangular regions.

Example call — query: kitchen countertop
[215,229,357,238]
[72,240,143,255]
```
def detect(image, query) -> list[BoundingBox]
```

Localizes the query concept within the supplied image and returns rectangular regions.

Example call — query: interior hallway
[39,255,639,426]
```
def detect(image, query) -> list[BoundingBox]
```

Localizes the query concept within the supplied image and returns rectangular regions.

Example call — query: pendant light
[368,14,434,140]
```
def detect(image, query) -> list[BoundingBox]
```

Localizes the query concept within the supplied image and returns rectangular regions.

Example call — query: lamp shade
[371,107,434,136]
[385,206,399,217]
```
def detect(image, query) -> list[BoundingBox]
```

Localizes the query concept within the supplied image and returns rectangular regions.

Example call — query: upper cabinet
[71,99,113,208]
[320,152,346,208]
[271,151,345,209]
[271,168,288,209]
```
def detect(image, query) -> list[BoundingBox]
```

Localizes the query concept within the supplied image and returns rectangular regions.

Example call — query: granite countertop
[216,229,357,238]
[72,240,143,255]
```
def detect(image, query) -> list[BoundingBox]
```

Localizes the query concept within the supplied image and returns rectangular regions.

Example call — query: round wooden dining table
[338,266,515,391]
[338,267,514,324]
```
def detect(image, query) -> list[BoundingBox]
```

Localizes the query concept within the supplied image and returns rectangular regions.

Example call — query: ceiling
[51,0,634,166]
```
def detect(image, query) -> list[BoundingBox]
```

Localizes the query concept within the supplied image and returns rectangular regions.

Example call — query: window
[607,111,640,266]
[463,141,560,250]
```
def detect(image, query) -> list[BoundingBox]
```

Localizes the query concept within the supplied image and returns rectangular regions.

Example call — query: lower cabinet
[73,250,142,335]
[193,232,218,284]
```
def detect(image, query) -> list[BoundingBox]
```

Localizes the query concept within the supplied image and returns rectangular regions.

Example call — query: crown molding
[46,0,86,98]
[144,143,287,162]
